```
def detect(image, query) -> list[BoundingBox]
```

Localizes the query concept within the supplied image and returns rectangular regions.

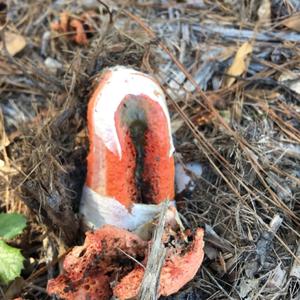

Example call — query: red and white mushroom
[47,66,205,300]
[80,66,175,230]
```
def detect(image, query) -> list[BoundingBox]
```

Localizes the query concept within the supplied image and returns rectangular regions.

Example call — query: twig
[117,247,146,270]
[138,201,169,300]
[96,0,113,24]
[192,23,300,43]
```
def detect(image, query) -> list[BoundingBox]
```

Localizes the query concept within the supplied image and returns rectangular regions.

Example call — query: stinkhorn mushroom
[80,66,175,230]
[47,66,205,300]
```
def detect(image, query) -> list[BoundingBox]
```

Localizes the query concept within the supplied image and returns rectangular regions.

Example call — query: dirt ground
[0,0,300,299]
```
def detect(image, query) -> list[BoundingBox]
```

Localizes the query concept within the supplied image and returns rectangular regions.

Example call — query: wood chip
[290,243,300,278]
[0,112,10,149]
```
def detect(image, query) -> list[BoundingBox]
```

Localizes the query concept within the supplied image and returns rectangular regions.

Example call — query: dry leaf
[282,15,300,32]
[257,0,271,24]
[0,32,26,56]
[0,131,10,149]
[225,42,253,87]
[0,160,19,175]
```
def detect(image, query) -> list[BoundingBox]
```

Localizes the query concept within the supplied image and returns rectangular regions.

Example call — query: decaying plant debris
[0,0,300,299]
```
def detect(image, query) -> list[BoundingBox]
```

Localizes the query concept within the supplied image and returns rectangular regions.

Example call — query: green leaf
[0,240,24,284]
[0,213,27,240]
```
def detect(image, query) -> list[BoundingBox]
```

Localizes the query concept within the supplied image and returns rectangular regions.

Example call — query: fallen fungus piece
[47,225,147,300]
[159,228,205,296]
[113,228,205,299]
[47,226,204,300]
[50,11,94,45]
[69,19,88,45]
[80,66,175,230]
[63,225,147,279]
[47,273,112,300]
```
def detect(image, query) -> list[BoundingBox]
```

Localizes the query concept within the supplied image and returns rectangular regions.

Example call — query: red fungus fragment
[47,273,112,300]
[113,228,205,299]
[113,267,144,300]
[50,11,93,45]
[70,19,88,45]
[160,228,205,296]
[47,225,147,300]
[47,226,204,300]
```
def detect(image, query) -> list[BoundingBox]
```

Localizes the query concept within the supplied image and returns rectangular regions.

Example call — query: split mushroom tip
[81,66,175,230]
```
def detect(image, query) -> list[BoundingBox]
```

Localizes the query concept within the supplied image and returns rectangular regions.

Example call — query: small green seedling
[0,213,26,284]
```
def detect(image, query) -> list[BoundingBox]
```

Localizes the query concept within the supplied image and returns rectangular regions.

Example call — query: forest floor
[1,0,300,299]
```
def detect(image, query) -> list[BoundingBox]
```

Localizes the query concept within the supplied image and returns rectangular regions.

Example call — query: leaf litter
[0,0,299,299]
